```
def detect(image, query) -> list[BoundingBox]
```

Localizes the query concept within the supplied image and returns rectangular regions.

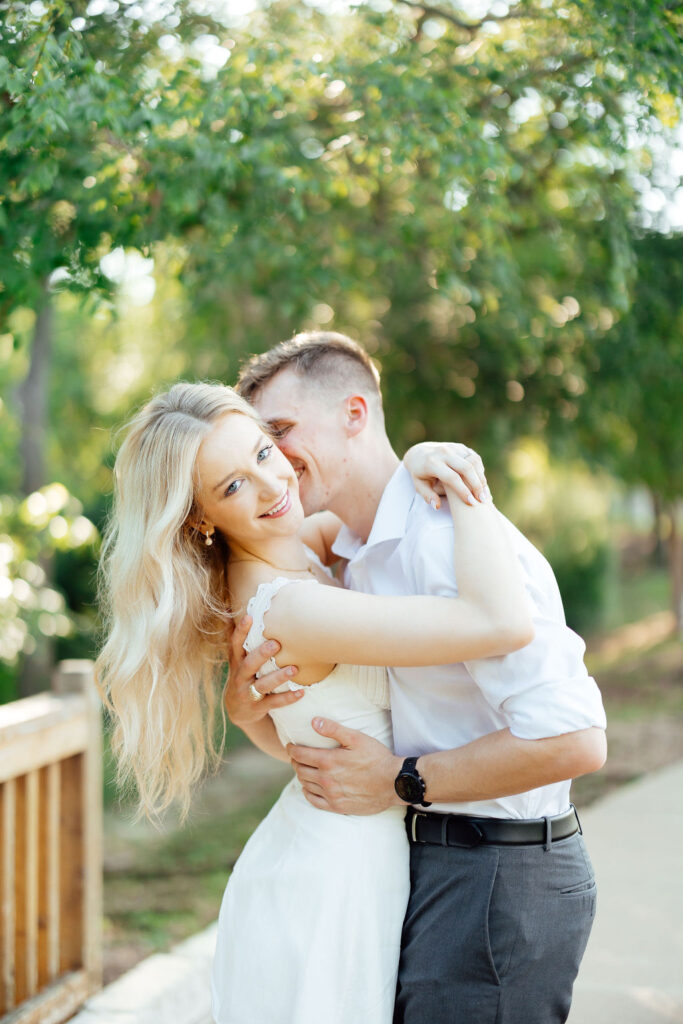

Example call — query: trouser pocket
[486,834,597,1023]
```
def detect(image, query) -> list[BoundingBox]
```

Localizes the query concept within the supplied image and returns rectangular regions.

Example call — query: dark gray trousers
[393,832,596,1024]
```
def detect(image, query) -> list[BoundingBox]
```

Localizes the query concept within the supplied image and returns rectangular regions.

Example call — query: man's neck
[329,441,400,543]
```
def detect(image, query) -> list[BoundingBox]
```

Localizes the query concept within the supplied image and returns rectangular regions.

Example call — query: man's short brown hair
[236,331,382,406]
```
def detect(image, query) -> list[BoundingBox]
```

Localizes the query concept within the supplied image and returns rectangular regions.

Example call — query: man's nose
[275,438,294,460]
[274,439,299,469]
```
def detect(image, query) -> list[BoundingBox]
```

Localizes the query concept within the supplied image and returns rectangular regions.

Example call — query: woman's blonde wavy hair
[96,381,260,825]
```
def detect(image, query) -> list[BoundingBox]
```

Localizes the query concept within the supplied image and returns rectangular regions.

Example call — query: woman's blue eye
[222,444,272,497]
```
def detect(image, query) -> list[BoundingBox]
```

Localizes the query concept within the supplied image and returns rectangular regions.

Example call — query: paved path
[71,759,683,1023]
[569,761,683,1024]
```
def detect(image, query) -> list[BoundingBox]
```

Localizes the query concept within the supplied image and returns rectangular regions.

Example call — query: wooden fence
[0,660,102,1024]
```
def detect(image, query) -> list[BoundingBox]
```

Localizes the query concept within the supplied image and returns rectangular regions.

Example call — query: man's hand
[224,614,303,728]
[287,718,403,815]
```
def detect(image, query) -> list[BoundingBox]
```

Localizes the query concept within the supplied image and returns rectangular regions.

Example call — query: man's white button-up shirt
[331,464,607,819]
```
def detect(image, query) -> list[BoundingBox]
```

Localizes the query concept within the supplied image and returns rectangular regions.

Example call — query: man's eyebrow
[212,437,263,492]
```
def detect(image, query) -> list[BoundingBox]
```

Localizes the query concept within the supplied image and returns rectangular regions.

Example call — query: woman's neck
[228,535,310,573]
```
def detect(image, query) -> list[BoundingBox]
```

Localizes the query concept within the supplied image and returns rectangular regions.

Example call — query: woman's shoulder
[247,575,315,614]
[229,572,312,623]
[239,577,286,647]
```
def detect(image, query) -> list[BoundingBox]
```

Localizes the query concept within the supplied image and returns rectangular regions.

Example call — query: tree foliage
[579,233,683,501]
[0,0,682,685]
[0,483,98,698]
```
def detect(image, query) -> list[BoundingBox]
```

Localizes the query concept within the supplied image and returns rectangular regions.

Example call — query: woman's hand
[403,441,491,509]
[223,615,303,728]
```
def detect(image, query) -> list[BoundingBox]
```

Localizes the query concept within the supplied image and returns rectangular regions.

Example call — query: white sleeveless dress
[210,576,410,1024]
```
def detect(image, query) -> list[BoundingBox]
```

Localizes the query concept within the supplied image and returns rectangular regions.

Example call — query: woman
[96,381,532,1024]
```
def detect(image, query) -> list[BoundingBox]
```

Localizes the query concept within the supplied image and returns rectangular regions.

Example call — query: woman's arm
[264,486,534,670]
[236,717,292,763]
[222,615,303,757]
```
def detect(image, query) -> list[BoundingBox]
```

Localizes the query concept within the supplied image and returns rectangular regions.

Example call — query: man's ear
[344,394,369,437]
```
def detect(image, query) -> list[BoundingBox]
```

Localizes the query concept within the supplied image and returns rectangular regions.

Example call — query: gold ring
[249,683,264,703]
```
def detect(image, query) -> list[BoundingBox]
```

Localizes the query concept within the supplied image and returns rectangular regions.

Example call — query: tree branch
[394,0,551,35]
[470,50,597,115]
[393,0,481,34]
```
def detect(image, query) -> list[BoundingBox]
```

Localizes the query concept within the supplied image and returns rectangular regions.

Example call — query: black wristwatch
[394,756,431,807]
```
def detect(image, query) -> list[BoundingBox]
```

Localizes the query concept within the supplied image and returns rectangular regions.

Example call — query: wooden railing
[0,660,102,1024]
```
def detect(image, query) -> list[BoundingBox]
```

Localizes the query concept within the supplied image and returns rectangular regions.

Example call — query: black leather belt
[406,805,581,848]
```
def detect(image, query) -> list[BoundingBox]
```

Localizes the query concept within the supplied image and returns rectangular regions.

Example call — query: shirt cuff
[503,677,607,741]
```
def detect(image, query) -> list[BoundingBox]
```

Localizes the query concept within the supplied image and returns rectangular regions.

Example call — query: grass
[101,745,292,982]
[102,786,284,978]
[584,565,680,720]
[570,564,681,807]
[600,563,671,633]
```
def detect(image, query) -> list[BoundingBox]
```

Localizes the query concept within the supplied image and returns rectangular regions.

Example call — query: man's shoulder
[403,500,558,592]
[403,491,455,538]
[494,512,556,572]
[397,497,457,593]
[400,496,454,554]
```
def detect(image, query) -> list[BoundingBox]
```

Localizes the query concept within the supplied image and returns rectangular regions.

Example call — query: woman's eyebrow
[212,437,264,492]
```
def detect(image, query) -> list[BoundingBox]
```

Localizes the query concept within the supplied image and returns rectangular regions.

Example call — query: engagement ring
[249,683,265,702]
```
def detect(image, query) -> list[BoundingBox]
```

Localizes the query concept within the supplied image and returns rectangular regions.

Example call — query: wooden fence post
[51,661,103,997]
[0,658,103,1023]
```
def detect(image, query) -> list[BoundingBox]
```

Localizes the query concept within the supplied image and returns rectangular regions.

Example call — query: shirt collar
[330,521,363,562]
[331,464,417,561]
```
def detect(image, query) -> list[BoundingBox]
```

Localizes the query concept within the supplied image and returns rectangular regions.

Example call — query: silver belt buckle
[411,810,428,843]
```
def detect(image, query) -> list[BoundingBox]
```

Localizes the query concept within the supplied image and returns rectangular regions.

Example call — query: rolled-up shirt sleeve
[465,615,606,740]
[412,512,607,741]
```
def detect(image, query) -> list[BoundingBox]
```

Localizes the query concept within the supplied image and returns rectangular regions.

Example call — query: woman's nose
[257,469,284,498]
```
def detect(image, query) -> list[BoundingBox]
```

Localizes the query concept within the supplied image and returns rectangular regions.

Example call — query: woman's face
[194,412,304,547]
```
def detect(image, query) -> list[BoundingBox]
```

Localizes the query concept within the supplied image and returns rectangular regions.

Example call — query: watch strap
[398,756,431,807]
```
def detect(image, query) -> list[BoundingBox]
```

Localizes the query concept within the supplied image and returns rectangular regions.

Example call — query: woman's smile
[194,412,304,549]
[259,490,292,518]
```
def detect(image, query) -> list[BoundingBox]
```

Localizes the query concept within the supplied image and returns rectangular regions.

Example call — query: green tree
[0,483,98,700]
[1,0,223,689]
[578,233,683,632]
[1,0,681,692]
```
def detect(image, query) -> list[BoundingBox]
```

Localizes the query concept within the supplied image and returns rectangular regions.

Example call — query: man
[226,330,607,1024]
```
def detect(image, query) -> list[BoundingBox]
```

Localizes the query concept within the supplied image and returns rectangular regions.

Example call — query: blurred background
[1,0,681,984]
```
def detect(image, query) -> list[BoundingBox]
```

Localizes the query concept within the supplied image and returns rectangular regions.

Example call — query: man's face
[251,367,351,516]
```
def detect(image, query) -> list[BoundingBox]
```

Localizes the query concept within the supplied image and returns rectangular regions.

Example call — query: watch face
[395,773,423,804]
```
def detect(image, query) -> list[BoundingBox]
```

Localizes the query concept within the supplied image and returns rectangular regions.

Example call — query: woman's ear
[186,497,206,531]
[185,505,212,537]
[344,394,369,437]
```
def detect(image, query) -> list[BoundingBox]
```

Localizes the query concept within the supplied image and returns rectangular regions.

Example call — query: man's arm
[297,510,344,567]
[287,718,607,814]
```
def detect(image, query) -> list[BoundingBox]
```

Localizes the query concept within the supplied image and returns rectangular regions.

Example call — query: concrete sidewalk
[69,760,683,1023]
[568,760,683,1024]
